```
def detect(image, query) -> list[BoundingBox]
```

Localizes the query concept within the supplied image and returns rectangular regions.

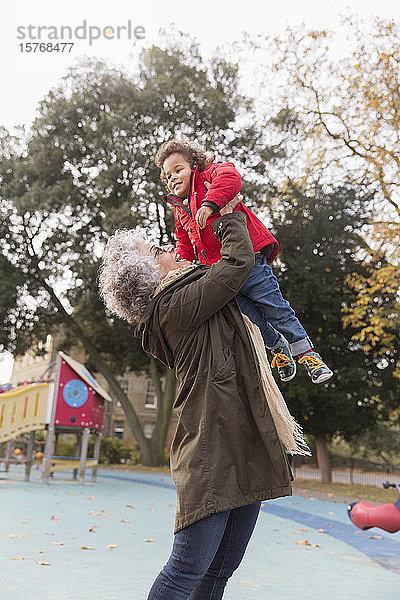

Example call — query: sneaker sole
[280,364,297,382]
[312,371,333,384]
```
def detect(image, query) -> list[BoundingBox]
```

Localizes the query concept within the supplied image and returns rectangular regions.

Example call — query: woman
[99,212,306,599]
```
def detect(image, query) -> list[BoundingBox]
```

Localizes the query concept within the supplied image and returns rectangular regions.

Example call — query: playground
[1,466,399,600]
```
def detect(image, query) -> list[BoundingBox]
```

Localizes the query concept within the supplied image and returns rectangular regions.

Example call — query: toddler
[154,139,333,384]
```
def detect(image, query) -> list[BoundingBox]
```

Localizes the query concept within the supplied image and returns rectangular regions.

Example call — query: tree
[0,38,265,465]
[271,182,397,482]
[246,16,400,377]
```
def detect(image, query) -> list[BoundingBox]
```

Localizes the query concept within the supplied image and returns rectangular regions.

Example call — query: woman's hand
[202,180,243,220]
[220,194,242,215]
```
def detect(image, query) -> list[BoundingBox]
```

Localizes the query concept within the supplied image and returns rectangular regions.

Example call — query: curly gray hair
[98,229,161,324]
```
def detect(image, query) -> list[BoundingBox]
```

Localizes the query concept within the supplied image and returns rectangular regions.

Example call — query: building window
[145,380,158,408]
[143,422,155,439]
[120,379,129,395]
[114,420,125,440]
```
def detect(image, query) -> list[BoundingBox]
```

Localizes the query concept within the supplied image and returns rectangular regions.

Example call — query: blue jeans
[147,502,261,600]
[237,254,312,356]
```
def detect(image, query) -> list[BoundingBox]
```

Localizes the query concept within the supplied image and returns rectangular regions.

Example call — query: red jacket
[163,162,279,265]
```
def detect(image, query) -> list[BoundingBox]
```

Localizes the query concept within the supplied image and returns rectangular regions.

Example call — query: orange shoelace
[271,352,293,369]
[298,353,324,374]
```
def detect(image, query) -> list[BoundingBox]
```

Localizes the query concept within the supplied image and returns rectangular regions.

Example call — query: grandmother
[99,212,297,600]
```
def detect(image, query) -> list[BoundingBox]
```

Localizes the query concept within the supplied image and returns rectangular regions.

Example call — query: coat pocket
[210,349,236,384]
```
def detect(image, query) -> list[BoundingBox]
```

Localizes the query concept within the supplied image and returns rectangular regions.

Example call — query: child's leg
[239,255,332,383]
[236,294,281,349]
[236,294,297,382]
[238,255,312,354]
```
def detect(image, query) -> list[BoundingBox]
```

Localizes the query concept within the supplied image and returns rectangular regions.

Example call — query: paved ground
[1,465,399,600]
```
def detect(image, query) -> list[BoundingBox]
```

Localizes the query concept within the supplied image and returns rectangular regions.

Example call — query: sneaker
[298,351,333,384]
[271,339,297,382]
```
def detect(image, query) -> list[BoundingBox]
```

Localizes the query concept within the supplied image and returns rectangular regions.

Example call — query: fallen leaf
[261,503,266,508]
[292,530,301,534]
[51,542,64,546]
[327,524,334,527]
[87,496,96,501]
[126,505,135,509]
[80,546,94,550]
[328,512,335,515]
[12,557,26,560]
[35,551,46,554]
[144,539,155,543]
[355,531,362,535]
[120,519,130,523]
[88,528,96,533]
[50,516,58,521]
[36,561,51,566]
[105,544,117,549]
[317,529,328,533]
[22,520,29,524]
[312,544,321,548]
[274,534,280,538]
[301,528,308,531]
[369,535,383,539]
[296,540,311,546]
[8,534,23,539]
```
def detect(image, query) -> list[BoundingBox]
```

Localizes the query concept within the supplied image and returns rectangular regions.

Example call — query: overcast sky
[1,0,399,382]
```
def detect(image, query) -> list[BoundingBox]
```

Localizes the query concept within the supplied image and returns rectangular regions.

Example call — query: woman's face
[163,153,192,198]
[142,242,191,277]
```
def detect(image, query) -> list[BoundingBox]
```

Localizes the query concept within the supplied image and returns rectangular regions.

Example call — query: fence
[293,459,400,488]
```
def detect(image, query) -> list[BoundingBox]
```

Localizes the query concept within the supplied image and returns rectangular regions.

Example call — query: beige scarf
[153,264,197,297]
[243,314,311,456]
[154,266,310,456]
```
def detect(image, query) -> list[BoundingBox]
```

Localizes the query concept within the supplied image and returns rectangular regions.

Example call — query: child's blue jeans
[237,254,312,356]
[147,502,261,600]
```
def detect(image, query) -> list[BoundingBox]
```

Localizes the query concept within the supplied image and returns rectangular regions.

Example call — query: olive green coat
[137,213,292,533]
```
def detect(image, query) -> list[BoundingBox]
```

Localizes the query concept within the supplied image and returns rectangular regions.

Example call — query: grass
[293,478,398,504]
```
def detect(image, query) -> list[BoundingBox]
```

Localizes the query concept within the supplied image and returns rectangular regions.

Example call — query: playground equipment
[0,351,111,483]
[347,481,400,534]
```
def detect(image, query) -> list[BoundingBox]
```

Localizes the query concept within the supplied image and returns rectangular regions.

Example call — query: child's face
[163,153,192,198]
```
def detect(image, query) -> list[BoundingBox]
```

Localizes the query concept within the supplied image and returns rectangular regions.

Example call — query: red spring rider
[347,481,400,534]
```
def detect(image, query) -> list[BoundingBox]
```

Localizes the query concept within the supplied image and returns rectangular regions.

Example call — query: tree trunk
[314,433,332,483]
[149,358,176,466]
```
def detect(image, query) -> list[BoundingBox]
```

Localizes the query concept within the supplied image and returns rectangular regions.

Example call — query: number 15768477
[19,42,74,52]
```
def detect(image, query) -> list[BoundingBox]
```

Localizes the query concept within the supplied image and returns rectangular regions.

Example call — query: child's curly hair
[154,139,215,185]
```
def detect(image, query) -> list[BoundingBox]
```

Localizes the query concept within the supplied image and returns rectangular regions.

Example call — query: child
[154,139,333,384]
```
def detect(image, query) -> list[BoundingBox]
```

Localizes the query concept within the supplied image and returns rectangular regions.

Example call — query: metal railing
[293,460,400,488]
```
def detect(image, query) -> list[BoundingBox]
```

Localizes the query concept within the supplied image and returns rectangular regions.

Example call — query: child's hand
[196,205,213,229]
